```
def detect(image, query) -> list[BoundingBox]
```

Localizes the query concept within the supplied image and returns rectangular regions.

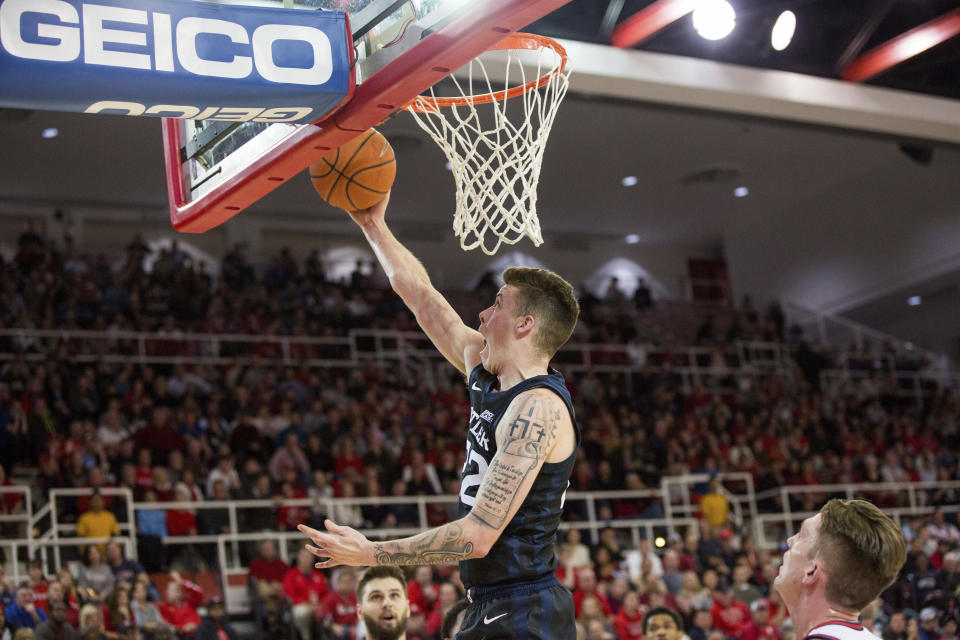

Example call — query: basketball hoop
[404,33,570,255]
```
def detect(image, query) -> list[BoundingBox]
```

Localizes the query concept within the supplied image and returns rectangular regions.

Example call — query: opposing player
[299,192,580,639]
[356,567,410,640]
[774,499,906,640]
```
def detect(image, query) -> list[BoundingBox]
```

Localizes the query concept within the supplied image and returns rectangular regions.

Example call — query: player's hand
[347,191,390,228]
[299,520,374,568]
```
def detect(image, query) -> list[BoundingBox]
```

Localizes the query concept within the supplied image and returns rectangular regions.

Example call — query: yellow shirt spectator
[700,478,729,528]
[76,493,119,541]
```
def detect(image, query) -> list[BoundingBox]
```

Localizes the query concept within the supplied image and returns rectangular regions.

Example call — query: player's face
[359,577,410,640]
[478,286,519,371]
[645,614,682,640]
[774,513,821,601]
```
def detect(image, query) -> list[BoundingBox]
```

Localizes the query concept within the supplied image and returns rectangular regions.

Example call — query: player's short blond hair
[814,499,907,610]
[502,267,579,357]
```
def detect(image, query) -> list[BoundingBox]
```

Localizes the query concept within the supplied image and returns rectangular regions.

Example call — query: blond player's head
[501,267,579,357]
[775,499,906,611]
[477,267,579,372]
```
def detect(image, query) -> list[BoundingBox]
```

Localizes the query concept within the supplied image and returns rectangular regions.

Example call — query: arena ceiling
[533,0,960,101]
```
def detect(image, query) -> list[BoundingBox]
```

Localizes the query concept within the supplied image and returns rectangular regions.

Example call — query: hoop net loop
[404,33,570,255]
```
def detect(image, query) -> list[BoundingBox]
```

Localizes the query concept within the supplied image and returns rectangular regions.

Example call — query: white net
[405,36,570,255]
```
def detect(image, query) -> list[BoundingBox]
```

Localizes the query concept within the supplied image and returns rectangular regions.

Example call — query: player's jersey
[457,364,580,589]
[806,621,882,640]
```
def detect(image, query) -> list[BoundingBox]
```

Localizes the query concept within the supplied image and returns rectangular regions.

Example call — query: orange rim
[404,33,568,113]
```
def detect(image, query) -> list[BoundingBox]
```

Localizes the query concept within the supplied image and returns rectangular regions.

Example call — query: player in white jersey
[774,499,907,640]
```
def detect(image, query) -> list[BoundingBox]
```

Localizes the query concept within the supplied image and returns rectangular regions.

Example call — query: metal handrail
[756,504,960,551]
[0,327,807,397]
[21,474,960,598]
[754,480,960,500]
[783,300,946,364]
[820,369,960,405]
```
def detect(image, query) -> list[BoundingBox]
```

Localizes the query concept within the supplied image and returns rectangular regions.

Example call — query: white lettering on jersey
[468,408,490,451]
[459,442,488,507]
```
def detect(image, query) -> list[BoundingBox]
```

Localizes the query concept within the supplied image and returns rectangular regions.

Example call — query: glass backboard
[164,0,573,232]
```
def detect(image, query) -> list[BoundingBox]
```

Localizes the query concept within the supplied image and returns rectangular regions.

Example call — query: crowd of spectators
[0,537,217,640]
[1,227,959,640]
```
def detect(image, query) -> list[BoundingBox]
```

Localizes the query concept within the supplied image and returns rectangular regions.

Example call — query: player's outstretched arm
[347,192,481,375]
[298,389,573,567]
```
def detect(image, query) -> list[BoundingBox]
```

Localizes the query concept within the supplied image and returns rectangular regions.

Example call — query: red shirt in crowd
[135,466,154,491]
[282,568,328,606]
[158,601,201,630]
[102,604,134,632]
[249,558,288,584]
[321,591,357,625]
[334,454,364,477]
[572,589,612,618]
[554,565,581,589]
[614,608,644,640]
[406,581,437,617]
[31,581,48,611]
[712,598,751,638]
[39,591,81,628]
[166,509,197,536]
[276,490,310,531]
[66,603,80,629]
[0,482,23,514]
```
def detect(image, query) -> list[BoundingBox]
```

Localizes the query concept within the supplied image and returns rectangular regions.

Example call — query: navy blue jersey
[457,364,580,589]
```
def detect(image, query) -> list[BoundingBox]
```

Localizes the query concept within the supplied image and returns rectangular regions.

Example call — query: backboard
[163,0,573,233]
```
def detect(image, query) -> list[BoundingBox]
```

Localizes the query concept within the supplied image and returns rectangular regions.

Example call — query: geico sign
[84,102,313,122]
[0,0,334,85]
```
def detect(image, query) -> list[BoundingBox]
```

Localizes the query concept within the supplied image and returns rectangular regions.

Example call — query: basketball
[309,128,396,211]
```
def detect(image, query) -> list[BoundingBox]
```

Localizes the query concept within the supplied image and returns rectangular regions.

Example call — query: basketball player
[356,567,410,640]
[774,499,906,640]
[642,607,684,640]
[299,192,580,639]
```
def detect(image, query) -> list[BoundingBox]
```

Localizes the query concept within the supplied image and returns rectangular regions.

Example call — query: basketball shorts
[456,573,576,640]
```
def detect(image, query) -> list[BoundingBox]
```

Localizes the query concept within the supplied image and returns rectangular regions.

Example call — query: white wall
[724,145,960,313]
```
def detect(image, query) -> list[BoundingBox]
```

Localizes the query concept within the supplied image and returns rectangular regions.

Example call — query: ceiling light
[771,11,796,51]
[692,0,736,41]
[733,186,749,197]
[621,176,638,187]
[907,296,922,306]
[625,234,640,244]
[42,128,59,139]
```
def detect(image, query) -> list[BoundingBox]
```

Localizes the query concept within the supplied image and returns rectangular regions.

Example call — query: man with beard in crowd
[356,568,409,640]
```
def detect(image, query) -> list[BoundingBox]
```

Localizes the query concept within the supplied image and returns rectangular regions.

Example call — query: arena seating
[1,231,958,640]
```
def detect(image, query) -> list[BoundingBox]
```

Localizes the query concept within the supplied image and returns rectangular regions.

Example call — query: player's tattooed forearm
[373,522,475,565]
[471,456,537,529]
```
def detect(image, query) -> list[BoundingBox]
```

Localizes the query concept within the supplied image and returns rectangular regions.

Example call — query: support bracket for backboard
[163,0,574,233]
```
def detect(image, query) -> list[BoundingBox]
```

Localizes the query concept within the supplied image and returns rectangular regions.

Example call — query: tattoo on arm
[470,394,564,530]
[373,522,474,566]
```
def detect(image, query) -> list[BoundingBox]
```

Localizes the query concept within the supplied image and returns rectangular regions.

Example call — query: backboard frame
[163,0,574,233]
